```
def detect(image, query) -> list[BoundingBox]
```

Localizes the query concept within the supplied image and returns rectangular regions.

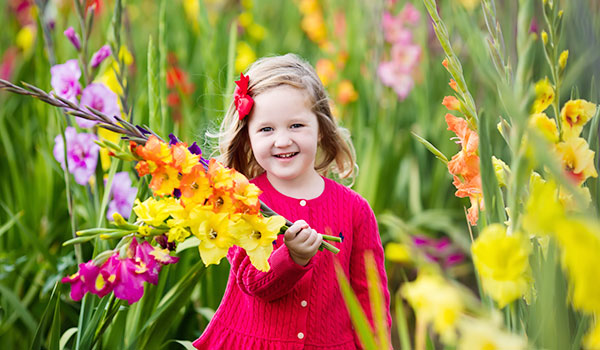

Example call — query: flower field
[1,0,599,349]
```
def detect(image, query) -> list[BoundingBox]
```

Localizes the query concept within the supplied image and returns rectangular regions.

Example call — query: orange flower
[316,58,336,87]
[171,142,200,174]
[232,172,261,214]
[207,158,235,191]
[442,58,449,70]
[149,165,180,196]
[449,79,458,92]
[337,80,358,104]
[442,96,461,111]
[136,135,172,165]
[179,164,212,205]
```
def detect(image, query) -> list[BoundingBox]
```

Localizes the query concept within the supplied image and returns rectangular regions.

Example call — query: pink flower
[382,12,413,44]
[53,127,99,186]
[377,61,415,100]
[64,27,81,51]
[90,44,111,68]
[128,239,162,285]
[234,73,254,120]
[106,172,137,220]
[0,47,18,81]
[78,83,120,128]
[411,235,466,268]
[399,3,420,26]
[390,43,422,72]
[50,59,82,104]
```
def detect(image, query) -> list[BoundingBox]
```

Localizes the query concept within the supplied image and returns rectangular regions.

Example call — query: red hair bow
[234,73,254,120]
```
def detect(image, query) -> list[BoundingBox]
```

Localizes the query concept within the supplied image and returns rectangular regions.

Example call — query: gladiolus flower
[471,224,532,308]
[442,96,461,111]
[556,137,598,185]
[64,27,81,51]
[384,242,411,263]
[531,77,554,114]
[192,211,235,266]
[90,44,112,68]
[235,42,256,73]
[78,83,121,128]
[456,317,527,350]
[16,25,36,55]
[61,260,100,301]
[133,197,177,227]
[236,214,286,272]
[541,31,548,45]
[559,50,569,70]
[53,127,99,186]
[449,79,458,93]
[442,58,449,70]
[316,58,336,87]
[50,59,82,104]
[584,320,600,350]
[382,12,413,44]
[402,273,464,343]
[106,172,137,220]
[528,112,558,143]
[560,99,597,139]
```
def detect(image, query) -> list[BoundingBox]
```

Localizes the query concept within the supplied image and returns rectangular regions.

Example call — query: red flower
[234,73,254,120]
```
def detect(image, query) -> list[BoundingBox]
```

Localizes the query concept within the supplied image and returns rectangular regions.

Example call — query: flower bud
[541,31,548,45]
[64,27,81,51]
[559,50,568,70]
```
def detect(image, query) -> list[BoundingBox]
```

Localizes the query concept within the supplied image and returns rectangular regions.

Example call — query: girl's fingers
[285,220,308,240]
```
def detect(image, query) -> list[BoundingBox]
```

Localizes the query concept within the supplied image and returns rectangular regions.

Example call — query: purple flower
[90,45,111,68]
[78,83,120,128]
[106,172,137,220]
[63,26,81,51]
[411,235,466,269]
[53,126,99,186]
[50,59,82,104]
[168,133,180,145]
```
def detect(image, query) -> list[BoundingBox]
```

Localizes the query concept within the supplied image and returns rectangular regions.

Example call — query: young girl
[192,54,391,350]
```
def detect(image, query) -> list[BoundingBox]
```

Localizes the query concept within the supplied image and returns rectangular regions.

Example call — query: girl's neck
[265,170,325,200]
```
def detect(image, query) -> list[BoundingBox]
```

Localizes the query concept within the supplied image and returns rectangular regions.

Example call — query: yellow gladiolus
[384,242,411,263]
[16,25,36,56]
[456,316,527,350]
[541,30,548,45]
[402,273,464,343]
[471,224,532,308]
[560,99,597,139]
[491,156,510,188]
[522,174,565,236]
[554,219,600,314]
[528,112,558,143]
[236,214,285,272]
[531,78,554,114]
[556,137,597,185]
[133,197,179,227]
[167,225,191,243]
[559,50,569,70]
[584,319,600,350]
[193,211,236,266]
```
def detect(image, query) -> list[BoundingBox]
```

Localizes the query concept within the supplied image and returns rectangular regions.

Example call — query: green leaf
[0,210,23,238]
[334,262,377,350]
[59,328,78,350]
[147,35,160,133]
[224,20,238,109]
[411,132,448,164]
[478,111,506,225]
[30,282,59,350]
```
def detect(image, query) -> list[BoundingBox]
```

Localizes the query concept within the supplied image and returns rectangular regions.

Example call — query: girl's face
[247,85,320,185]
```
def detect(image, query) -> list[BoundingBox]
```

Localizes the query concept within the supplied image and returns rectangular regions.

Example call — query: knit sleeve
[228,243,313,302]
[349,196,392,349]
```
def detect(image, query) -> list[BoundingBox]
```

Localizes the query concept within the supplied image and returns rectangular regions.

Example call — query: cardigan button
[297,332,304,339]
[301,300,308,307]
[299,200,307,206]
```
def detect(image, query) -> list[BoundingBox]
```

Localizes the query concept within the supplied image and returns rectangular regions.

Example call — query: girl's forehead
[250,86,315,120]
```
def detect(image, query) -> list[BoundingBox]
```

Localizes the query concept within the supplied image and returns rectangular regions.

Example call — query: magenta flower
[106,172,137,220]
[90,45,111,68]
[50,59,82,104]
[382,12,413,44]
[60,260,100,301]
[411,235,466,268]
[103,254,146,304]
[78,83,120,128]
[53,126,99,186]
[128,239,161,285]
[64,27,81,51]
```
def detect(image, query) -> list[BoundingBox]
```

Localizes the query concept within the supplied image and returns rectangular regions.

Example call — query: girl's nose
[273,132,293,148]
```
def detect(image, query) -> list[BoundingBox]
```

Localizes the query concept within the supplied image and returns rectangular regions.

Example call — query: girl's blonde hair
[217,53,356,181]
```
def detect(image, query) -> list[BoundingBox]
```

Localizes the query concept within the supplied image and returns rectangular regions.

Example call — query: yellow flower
[385,242,411,263]
[149,166,181,196]
[247,23,267,41]
[96,61,125,96]
[471,224,532,308]
[138,225,153,236]
[235,42,256,73]
[531,78,554,114]
[183,0,200,32]
[167,225,190,243]
[336,80,358,105]
[316,58,336,87]
[133,197,178,227]
[238,11,253,27]
[528,112,558,143]
[556,137,597,185]
[16,25,36,56]
[119,45,134,65]
[522,174,565,235]
[98,127,121,171]
[236,214,285,272]
[541,30,548,45]
[192,211,236,266]
[299,0,320,15]
[554,219,600,314]
[457,0,479,11]
[491,156,510,188]
[584,319,600,350]
[561,99,597,139]
[558,184,592,209]
[559,50,569,70]
[456,316,527,350]
[402,273,464,343]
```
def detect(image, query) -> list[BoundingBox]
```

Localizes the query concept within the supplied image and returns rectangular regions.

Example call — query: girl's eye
[259,126,273,132]
[291,123,304,129]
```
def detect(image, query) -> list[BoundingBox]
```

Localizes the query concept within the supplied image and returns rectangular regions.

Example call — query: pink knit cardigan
[192,173,391,350]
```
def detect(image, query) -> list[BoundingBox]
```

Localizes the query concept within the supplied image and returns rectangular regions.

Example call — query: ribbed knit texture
[192,173,391,350]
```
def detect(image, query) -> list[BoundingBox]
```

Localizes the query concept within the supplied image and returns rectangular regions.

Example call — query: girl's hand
[284,220,323,266]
